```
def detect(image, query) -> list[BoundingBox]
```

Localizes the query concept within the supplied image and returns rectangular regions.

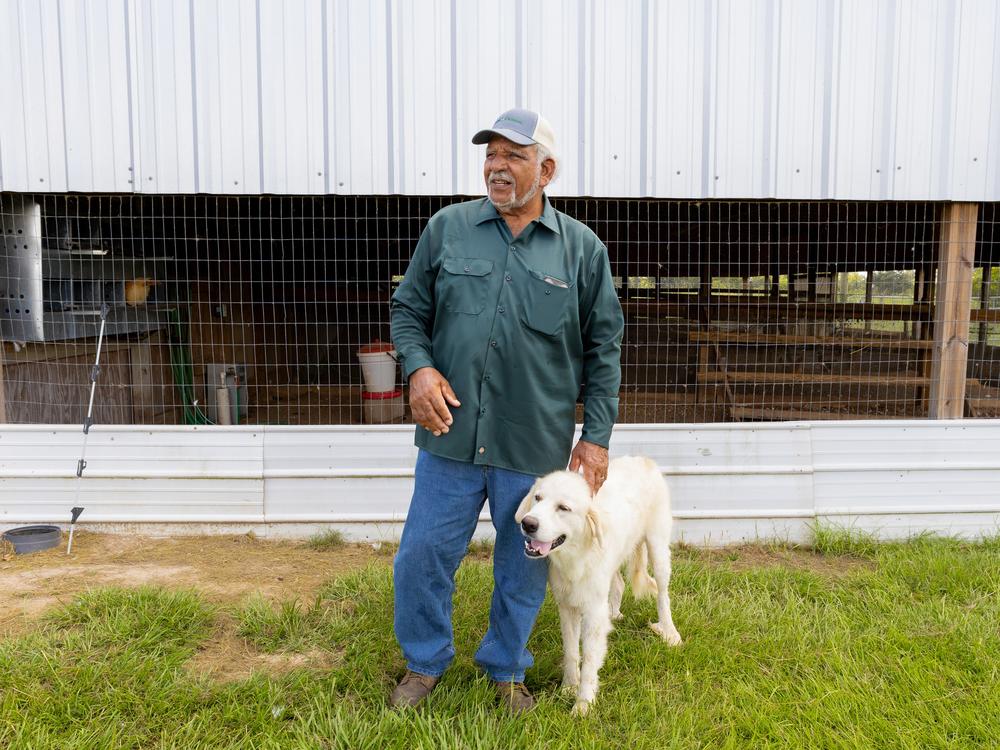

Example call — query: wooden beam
[697,370,933,386]
[730,406,899,421]
[928,203,978,419]
[688,331,935,349]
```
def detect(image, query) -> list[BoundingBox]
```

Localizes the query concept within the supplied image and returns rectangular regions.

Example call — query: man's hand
[568,440,609,495]
[408,367,461,437]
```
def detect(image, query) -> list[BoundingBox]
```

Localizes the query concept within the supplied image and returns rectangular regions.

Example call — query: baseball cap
[471,108,556,153]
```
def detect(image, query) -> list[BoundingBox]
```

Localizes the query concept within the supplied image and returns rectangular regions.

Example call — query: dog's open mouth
[523,535,566,558]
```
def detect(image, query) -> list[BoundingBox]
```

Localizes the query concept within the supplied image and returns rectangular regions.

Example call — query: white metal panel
[828,0,894,199]
[587,0,644,197]
[191,0,261,194]
[890,0,953,201]
[709,0,774,199]
[257,0,326,195]
[948,0,998,200]
[647,0,709,199]
[0,427,264,476]
[772,0,830,198]
[3,0,68,192]
[131,0,197,193]
[3,421,1000,544]
[6,0,1000,199]
[391,0,452,195]
[56,0,134,192]
[327,0,391,194]
[0,477,264,523]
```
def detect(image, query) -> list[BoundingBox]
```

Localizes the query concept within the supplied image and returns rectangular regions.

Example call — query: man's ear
[587,507,604,549]
[514,488,535,524]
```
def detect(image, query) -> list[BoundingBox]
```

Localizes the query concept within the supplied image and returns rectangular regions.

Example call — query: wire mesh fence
[1,193,998,426]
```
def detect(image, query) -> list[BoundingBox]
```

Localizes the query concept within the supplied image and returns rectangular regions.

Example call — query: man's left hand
[568,440,609,496]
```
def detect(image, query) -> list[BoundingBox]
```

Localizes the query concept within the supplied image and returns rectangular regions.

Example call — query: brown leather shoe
[494,681,535,713]
[389,670,440,708]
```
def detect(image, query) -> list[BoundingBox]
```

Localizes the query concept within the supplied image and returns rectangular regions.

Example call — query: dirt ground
[0,532,381,680]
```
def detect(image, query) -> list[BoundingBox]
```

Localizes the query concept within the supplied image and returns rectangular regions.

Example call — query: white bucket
[358,349,398,392]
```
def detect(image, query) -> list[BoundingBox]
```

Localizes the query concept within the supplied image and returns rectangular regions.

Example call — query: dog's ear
[514,489,535,524]
[587,506,604,549]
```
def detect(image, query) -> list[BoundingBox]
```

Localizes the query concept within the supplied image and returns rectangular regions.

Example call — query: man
[388,108,624,712]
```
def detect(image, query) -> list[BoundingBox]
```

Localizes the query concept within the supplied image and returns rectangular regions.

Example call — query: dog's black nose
[521,516,539,534]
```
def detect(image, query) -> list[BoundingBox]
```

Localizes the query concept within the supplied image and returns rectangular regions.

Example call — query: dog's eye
[535,494,542,502]
[557,504,571,512]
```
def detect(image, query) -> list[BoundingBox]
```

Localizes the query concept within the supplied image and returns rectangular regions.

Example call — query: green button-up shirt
[390,195,624,477]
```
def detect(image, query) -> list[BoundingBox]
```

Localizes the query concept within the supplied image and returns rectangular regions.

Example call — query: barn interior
[1,193,998,426]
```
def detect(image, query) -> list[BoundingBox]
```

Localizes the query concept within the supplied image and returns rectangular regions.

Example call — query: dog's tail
[629,543,658,599]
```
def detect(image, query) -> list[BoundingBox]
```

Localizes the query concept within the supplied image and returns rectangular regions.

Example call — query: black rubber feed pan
[2,525,61,554]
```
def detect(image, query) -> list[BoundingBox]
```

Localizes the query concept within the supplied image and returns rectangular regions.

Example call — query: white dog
[515,456,682,714]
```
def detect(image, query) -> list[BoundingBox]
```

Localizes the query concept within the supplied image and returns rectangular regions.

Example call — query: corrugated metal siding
[2,0,999,199]
[2,421,999,544]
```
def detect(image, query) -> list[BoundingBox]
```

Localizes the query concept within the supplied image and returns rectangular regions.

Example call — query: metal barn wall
[3,0,1000,200]
[3,421,1000,544]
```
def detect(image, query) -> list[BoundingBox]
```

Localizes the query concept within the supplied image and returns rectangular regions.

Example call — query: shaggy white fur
[515,455,682,715]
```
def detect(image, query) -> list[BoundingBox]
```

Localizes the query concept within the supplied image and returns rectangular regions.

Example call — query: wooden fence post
[928,202,979,419]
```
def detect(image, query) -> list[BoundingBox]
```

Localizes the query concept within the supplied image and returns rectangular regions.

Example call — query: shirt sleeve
[390,223,439,380]
[578,243,624,448]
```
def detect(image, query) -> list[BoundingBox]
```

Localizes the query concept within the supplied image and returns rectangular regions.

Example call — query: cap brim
[471,127,536,146]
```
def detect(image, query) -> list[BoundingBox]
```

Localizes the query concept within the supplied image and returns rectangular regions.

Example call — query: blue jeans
[393,450,549,683]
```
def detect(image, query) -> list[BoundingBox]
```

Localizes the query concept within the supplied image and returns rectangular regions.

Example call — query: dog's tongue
[528,539,553,555]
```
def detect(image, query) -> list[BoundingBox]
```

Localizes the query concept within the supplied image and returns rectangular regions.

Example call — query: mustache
[488,170,514,184]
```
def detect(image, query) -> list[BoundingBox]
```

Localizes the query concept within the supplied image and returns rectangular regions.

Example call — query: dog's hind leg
[645,540,682,646]
[573,606,612,715]
[558,603,582,693]
[628,543,658,599]
[609,571,625,620]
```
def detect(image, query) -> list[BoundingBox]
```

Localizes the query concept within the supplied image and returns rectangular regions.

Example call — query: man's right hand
[408,367,461,437]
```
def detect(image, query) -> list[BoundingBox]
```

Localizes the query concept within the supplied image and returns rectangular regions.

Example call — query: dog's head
[514,470,602,559]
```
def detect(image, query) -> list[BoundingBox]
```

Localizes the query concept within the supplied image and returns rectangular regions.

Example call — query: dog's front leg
[572,606,612,716]
[558,603,581,693]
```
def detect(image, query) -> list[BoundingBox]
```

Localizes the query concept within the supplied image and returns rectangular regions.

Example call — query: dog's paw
[648,621,682,645]
[560,679,579,695]
[610,609,623,621]
[571,699,592,716]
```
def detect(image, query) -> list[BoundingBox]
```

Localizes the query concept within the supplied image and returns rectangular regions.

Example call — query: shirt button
[490,340,497,348]
[478,446,486,454]
[509,246,516,251]
[484,375,491,381]
[498,306,505,313]
[480,408,487,415]
[505,274,512,282]
[464,265,471,272]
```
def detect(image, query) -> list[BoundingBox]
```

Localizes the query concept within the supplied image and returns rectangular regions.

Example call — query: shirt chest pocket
[440,257,494,315]
[520,269,574,336]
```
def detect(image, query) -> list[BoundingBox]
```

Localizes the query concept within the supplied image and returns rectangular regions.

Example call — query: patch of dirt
[0,531,377,640]
[681,545,874,577]
[185,616,342,682]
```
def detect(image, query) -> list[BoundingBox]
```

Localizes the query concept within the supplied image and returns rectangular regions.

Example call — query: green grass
[236,594,334,653]
[4,535,1000,749]
[304,529,348,551]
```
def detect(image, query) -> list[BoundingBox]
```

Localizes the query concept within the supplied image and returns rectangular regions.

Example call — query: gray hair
[536,143,560,183]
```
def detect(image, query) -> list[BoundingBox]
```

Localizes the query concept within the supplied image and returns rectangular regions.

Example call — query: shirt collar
[474,194,562,236]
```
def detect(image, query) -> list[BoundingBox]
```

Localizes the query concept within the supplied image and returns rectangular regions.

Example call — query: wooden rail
[688,331,934,349]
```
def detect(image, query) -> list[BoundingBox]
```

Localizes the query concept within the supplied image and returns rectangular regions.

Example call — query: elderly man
[388,108,624,712]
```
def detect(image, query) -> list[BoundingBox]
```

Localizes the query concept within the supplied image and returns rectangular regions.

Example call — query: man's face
[483,137,545,213]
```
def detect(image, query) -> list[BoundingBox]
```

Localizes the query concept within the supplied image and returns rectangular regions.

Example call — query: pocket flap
[443,257,494,277]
